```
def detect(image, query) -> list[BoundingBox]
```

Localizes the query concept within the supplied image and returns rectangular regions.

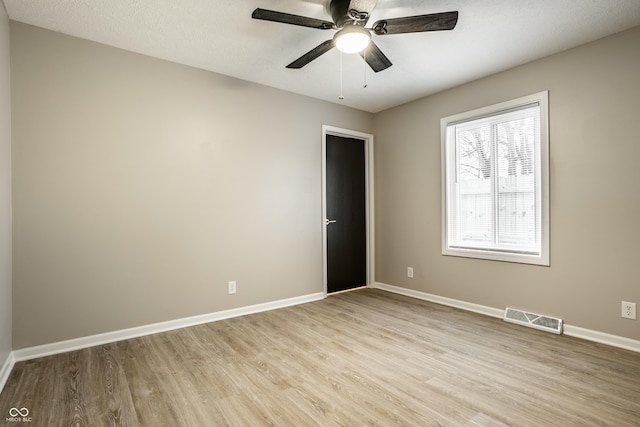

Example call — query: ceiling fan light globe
[334,26,371,54]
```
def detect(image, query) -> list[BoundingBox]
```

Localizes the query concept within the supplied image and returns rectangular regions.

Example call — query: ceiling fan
[252,0,458,72]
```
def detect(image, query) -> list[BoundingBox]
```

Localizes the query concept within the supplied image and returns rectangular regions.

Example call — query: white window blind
[441,92,549,265]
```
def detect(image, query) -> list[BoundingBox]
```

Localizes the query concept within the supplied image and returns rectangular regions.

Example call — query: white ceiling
[4,0,640,113]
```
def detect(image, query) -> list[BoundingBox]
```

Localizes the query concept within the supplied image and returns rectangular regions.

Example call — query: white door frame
[322,125,375,296]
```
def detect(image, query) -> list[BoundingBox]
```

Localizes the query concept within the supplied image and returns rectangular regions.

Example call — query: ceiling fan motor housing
[330,0,366,28]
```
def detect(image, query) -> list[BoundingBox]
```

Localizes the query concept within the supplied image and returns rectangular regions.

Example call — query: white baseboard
[12,292,325,363]
[373,282,640,353]
[562,325,640,353]
[373,282,504,318]
[0,351,15,394]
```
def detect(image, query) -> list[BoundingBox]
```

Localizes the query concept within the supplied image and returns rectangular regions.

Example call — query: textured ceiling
[4,0,640,113]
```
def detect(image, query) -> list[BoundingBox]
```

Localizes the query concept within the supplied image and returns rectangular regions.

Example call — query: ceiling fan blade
[372,11,458,35]
[287,40,335,69]
[252,8,335,30]
[360,41,392,72]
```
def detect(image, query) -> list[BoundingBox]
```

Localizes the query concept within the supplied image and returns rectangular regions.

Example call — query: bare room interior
[1,0,639,425]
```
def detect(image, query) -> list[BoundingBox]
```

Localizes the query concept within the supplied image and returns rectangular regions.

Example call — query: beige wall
[9,19,640,350]
[374,26,640,341]
[0,4,12,364]
[10,22,373,349]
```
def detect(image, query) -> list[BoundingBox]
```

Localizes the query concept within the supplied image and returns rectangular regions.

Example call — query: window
[441,91,549,265]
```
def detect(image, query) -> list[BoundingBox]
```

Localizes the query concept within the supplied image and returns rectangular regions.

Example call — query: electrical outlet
[407,267,414,278]
[621,301,636,320]
[228,281,237,295]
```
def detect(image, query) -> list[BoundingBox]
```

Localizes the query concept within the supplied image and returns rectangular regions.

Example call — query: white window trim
[440,91,550,266]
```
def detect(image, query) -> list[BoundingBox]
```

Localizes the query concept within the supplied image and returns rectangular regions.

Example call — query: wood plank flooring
[1,289,639,426]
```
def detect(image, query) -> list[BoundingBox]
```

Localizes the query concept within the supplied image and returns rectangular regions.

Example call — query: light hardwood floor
[1,289,639,426]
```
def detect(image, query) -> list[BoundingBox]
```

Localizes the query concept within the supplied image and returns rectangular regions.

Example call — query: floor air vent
[504,308,563,335]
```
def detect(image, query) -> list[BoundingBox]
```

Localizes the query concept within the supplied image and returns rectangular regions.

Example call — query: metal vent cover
[504,307,563,335]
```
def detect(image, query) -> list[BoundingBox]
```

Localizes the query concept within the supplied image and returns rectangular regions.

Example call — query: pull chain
[338,52,345,100]
[363,49,368,88]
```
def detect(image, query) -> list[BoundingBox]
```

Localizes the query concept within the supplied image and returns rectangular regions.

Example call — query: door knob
[325,219,337,226]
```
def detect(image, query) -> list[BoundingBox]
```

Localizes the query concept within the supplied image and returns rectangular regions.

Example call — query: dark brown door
[326,134,367,293]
